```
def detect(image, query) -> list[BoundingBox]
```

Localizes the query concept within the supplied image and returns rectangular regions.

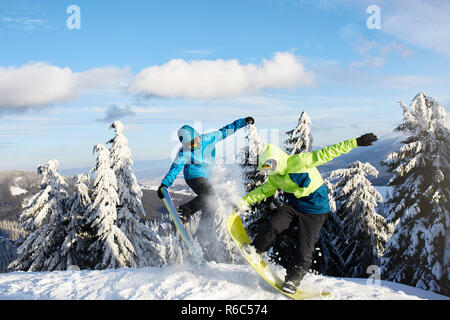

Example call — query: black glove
[356,133,378,146]
[245,117,255,125]
[157,184,167,199]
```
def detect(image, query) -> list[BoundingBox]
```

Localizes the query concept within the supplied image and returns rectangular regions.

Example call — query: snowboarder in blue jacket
[157,117,255,224]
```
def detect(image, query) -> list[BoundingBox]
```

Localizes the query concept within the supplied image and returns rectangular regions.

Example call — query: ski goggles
[261,159,277,172]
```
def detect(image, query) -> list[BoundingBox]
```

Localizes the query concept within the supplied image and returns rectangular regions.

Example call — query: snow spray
[198,124,266,263]
[195,163,246,263]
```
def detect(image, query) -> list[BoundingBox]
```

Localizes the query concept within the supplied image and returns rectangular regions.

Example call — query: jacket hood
[178,125,200,143]
[258,144,289,175]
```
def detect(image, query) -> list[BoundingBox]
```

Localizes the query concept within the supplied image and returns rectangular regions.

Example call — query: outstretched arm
[291,133,378,167]
[205,117,254,143]
[290,138,357,169]
[291,133,378,169]
[242,179,278,206]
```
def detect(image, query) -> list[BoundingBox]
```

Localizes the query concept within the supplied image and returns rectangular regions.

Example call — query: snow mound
[0,262,447,300]
[9,186,27,196]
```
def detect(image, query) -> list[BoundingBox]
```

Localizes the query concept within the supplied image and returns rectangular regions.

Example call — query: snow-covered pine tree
[380,93,450,296]
[107,121,162,267]
[313,178,346,276]
[0,237,16,273]
[154,229,185,265]
[60,174,92,269]
[9,160,69,271]
[329,161,391,277]
[85,144,137,269]
[18,160,68,232]
[285,110,313,155]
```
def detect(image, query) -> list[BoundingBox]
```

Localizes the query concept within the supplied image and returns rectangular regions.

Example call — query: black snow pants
[252,204,328,275]
[180,177,216,256]
[181,177,216,218]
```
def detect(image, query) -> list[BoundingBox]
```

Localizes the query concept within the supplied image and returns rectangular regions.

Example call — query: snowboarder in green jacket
[241,133,378,294]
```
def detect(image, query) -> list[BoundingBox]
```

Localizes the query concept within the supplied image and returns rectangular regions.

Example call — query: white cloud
[317,0,450,56]
[345,34,413,70]
[75,66,131,91]
[313,60,440,89]
[96,104,135,123]
[354,38,377,55]
[0,62,76,110]
[128,51,315,99]
[182,49,215,55]
[382,0,450,56]
[349,56,386,69]
[379,41,413,58]
[1,16,46,31]
[0,62,130,112]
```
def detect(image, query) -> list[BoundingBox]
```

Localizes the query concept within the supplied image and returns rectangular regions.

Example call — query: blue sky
[0,0,449,171]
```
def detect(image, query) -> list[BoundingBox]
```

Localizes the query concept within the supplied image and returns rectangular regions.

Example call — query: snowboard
[161,187,203,262]
[227,213,331,300]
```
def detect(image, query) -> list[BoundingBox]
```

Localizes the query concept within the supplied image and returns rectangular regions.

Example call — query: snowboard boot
[177,205,193,224]
[281,266,307,294]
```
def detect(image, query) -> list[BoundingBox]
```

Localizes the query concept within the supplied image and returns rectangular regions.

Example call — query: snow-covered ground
[141,184,194,196]
[0,262,447,300]
[9,185,27,196]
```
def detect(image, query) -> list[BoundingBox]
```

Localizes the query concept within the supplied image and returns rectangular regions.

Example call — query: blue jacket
[161,118,247,187]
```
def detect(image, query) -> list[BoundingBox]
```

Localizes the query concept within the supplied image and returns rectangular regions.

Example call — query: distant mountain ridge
[0,168,192,231]
[0,170,42,222]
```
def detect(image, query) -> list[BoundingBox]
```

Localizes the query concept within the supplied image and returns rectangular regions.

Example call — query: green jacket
[242,138,358,214]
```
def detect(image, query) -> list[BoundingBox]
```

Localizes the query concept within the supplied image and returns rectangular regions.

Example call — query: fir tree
[107,121,162,267]
[380,93,449,296]
[85,144,137,269]
[19,160,68,232]
[154,228,185,265]
[285,110,313,155]
[330,161,391,277]
[60,174,92,269]
[9,160,69,271]
[0,237,16,273]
